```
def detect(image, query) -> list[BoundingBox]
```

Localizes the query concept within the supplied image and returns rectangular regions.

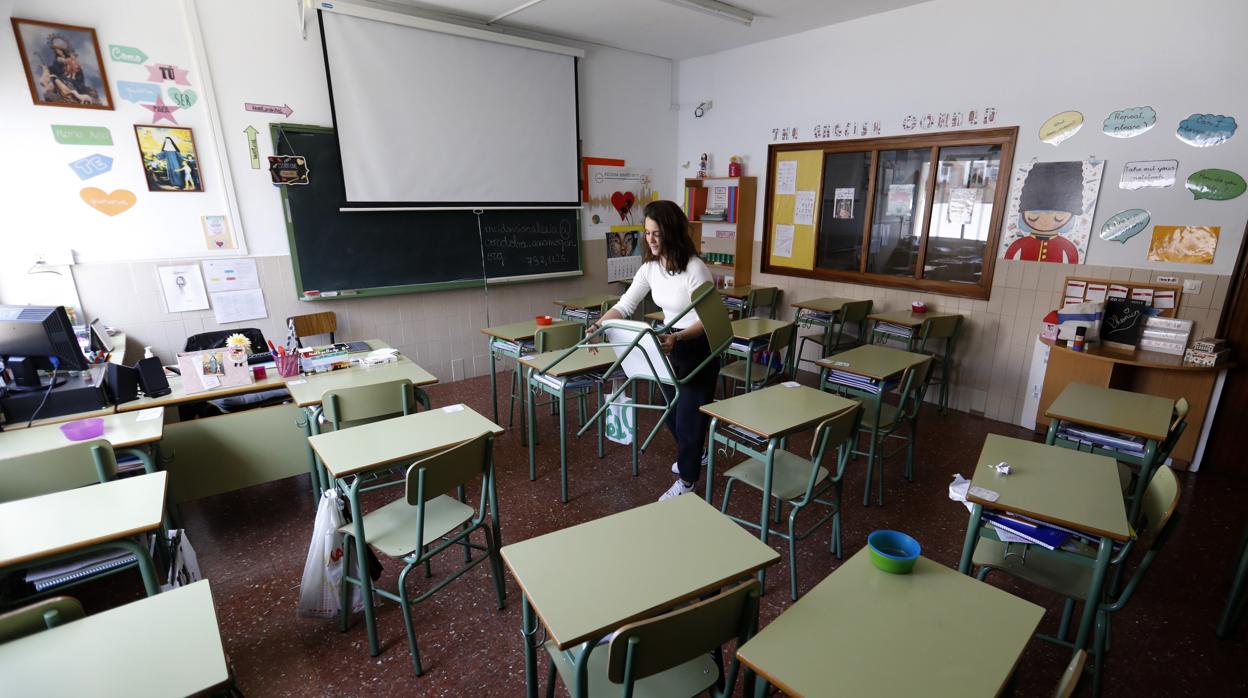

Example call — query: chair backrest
[1138,465,1181,548]
[0,439,117,503]
[288,312,337,347]
[1156,398,1190,464]
[747,287,779,318]
[1052,650,1087,698]
[322,379,416,430]
[838,299,873,325]
[606,579,760,690]
[535,323,583,353]
[920,315,963,358]
[1172,397,1189,430]
[899,357,935,416]
[604,320,677,385]
[406,431,493,505]
[766,322,797,362]
[184,328,267,353]
[0,596,83,643]
[690,282,734,356]
[809,404,862,464]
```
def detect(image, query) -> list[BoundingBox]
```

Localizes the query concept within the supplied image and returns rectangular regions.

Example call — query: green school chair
[744,286,780,319]
[793,299,872,378]
[973,466,1181,697]
[0,596,83,643]
[719,404,862,600]
[719,322,796,395]
[317,378,427,488]
[544,579,760,698]
[338,432,505,677]
[0,438,117,504]
[915,314,962,415]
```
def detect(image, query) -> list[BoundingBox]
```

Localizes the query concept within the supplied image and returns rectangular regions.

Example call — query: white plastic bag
[159,529,202,592]
[605,381,635,445]
[298,489,362,618]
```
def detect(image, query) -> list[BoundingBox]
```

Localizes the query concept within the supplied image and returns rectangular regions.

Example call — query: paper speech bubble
[117,80,162,104]
[1176,114,1237,147]
[1100,209,1151,243]
[1039,111,1084,145]
[1103,106,1156,138]
[1186,169,1246,200]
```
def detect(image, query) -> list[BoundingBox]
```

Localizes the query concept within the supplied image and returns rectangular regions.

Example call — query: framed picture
[135,125,204,192]
[11,18,112,110]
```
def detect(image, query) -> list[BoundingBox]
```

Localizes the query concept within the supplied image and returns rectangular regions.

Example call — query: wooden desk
[482,318,578,428]
[702,384,857,588]
[816,344,930,506]
[738,548,1043,698]
[0,471,168,595]
[1036,338,1221,469]
[501,495,779,698]
[519,348,616,503]
[958,434,1129,651]
[0,580,229,697]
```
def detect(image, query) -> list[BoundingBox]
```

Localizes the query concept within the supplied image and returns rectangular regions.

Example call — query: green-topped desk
[1045,382,1173,523]
[519,348,617,503]
[501,495,779,698]
[958,434,1131,651]
[816,344,930,505]
[553,294,619,325]
[0,471,168,596]
[738,548,1044,698]
[309,403,504,657]
[0,580,229,697]
[868,309,960,351]
[482,318,579,430]
[791,297,862,370]
[0,407,165,473]
[702,384,858,589]
[727,317,795,390]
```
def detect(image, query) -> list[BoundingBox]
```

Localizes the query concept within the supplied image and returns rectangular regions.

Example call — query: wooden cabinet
[683,176,756,288]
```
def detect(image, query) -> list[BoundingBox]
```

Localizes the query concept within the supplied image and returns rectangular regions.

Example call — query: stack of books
[982,512,1071,550]
[796,309,835,327]
[722,296,746,312]
[26,549,137,592]
[720,422,768,448]
[700,207,727,222]
[824,370,899,395]
[1184,337,1229,367]
[873,321,913,341]
[1055,424,1146,457]
[531,370,601,392]
[563,307,602,323]
[728,338,766,354]
[492,338,535,355]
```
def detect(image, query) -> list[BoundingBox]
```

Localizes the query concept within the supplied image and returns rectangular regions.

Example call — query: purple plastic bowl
[60,417,105,441]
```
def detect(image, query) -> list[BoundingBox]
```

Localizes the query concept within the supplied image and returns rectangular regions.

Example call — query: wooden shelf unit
[684,176,756,288]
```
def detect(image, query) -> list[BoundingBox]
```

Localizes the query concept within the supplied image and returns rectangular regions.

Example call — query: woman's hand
[659,332,679,354]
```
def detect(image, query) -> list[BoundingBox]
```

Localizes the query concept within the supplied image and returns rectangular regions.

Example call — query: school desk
[816,344,929,505]
[0,407,165,474]
[727,317,795,390]
[867,309,960,351]
[518,348,616,503]
[701,384,858,588]
[738,547,1044,698]
[309,403,503,658]
[0,580,229,697]
[1044,382,1173,524]
[552,294,619,324]
[0,470,168,596]
[957,434,1131,652]
[501,494,779,698]
[481,318,579,430]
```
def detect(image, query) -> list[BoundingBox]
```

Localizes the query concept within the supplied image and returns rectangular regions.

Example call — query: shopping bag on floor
[605,384,636,445]
[160,529,202,592]
[298,489,363,618]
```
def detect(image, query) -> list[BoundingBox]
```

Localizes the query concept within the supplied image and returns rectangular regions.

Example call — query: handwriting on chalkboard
[1104,307,1140,331]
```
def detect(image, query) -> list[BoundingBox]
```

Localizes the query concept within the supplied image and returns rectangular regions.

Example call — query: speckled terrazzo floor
[64,371,1248,696]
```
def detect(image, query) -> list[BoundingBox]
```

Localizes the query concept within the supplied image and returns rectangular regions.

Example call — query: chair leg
[1057,598,1076,642]
[397,564,425,676]
[1092,610,1108,697]
[545,660,558,698]
[787,506,799,601]
[508,369,518,427]
[720,477,736,514]
[339,535,354,633]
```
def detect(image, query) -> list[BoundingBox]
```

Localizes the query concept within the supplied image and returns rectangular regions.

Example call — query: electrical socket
[1182,278,1203,294]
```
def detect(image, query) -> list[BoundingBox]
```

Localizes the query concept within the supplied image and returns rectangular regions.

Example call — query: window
[762,128,1017,299]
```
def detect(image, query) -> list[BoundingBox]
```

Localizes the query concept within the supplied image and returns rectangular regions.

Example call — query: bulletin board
[764,149,823,270]
[1061,275,1182,317]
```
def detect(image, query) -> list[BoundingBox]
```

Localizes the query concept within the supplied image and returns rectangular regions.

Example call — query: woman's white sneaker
[658,479,696,501]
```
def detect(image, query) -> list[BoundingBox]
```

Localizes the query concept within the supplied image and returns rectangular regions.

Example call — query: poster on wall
[135,125,204,192]
[999,160,1105,264]
[1147,225,1219,265]
[11,18,113,110]
[885,185,914,216]
[605,228,642,283]
[833,188,855,219]
[156,264,209,312]
[586,166,654,238]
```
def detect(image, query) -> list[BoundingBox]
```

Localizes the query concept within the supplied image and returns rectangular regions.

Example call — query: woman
[589,200,719,501]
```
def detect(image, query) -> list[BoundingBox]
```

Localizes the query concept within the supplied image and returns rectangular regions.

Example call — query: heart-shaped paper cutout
[610,191,635,221]
[168,87,198,108]
[215,240,224,247]
[80,187,136,216]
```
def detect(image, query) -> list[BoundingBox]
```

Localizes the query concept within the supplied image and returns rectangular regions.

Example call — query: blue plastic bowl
[867,530,921,574]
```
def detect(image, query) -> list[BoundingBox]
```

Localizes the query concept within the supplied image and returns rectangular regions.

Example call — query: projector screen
[319,9,581,208]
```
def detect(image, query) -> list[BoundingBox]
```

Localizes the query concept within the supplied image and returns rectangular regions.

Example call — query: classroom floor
[74,370,1247,697]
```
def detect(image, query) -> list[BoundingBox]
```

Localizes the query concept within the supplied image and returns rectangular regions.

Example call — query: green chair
[0,596,83,643]
[719,322,796,395]
[973,466,1182,697]
[531,323,589,418]
[794,299,872,378]
[0,439,117,504]
[719,405,862,600]
[744,286,780,319]
[338,432,505,677]
[915,314,962,415]
[316,378,425,491]
[544,579,760,697]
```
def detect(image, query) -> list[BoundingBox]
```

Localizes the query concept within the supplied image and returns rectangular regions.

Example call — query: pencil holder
[275,353,301,378]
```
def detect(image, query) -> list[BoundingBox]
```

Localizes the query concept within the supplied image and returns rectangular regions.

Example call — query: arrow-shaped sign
[245,102,293,117]
[243,125,260,169]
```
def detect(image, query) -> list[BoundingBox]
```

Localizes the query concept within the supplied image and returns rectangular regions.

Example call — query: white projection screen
[319,8,581,208]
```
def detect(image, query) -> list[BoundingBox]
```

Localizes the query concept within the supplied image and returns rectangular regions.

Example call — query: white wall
[675,0,1248,275]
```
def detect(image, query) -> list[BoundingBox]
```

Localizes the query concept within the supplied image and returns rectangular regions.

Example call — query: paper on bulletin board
[775,161,797,195]
[202,258,259,293]
[157,264,209,313]
[793,191,816,226]
[211,288,268,324]
[768,150,823,270]
[772,224,795,257]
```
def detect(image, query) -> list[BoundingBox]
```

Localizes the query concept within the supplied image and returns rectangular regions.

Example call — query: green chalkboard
[273,124,582,299]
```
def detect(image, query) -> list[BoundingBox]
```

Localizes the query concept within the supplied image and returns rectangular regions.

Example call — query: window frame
[761,127,1018,300]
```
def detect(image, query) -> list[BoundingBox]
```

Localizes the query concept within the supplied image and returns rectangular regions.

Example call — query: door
[1203,222,1248,471]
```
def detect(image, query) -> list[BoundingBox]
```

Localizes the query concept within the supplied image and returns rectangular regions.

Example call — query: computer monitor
[88,318,113,352]
[0,305,89,391]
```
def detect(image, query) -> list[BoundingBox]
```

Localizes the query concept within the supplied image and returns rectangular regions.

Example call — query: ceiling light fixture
[658,0,753,27]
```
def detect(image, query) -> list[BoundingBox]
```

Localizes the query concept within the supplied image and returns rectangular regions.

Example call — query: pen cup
[275,352,301,378]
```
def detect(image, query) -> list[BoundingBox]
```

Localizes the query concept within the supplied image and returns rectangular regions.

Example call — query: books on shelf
[722,297,746,310]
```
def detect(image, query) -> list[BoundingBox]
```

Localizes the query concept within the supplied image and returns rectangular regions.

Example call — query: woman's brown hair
[642,200,698,274]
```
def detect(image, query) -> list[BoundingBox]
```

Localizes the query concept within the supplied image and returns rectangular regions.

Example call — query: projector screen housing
[318,7,582,210]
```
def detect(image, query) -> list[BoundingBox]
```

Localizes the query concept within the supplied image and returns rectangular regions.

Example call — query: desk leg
[559,387,569,504]
[489,344,500,426]
[347,478,380,656]
[1045,418,1059,445]
[1127,440,1158,525]
[596,382,605,461]
[527,369,538,482]
[1074,537,1114,651]
[572,641,595,698]
[863,394,883,507]
[705,417,719,502]
[303,406,326,498]
[745,353,754,394]
[958,503,984,574]
[753,676,769,698]
[115,538,161,596]
[521,594,540,698]
[757,439,777,590]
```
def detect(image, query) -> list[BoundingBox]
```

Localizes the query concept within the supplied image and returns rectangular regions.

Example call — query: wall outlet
[1156,274,1179,285]
[1183,278,1203,294]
